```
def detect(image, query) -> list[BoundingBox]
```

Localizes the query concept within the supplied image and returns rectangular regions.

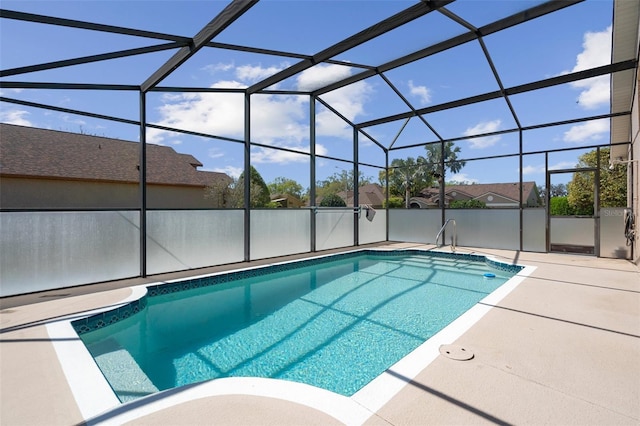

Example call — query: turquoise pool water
[75,251,521,402]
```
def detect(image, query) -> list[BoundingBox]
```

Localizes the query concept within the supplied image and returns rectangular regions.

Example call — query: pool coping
[46,247,535,424]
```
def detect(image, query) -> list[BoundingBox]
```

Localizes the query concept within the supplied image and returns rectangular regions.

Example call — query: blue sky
[0,0,615,190]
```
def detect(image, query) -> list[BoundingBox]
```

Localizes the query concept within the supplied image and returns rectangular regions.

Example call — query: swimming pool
[72,249,523,404]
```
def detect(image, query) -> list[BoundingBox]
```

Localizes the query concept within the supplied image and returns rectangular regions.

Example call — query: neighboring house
[0,123,231,209]
[312,183,385,208]
[338,183,385,208]
[409,182,541,208]
[270,193,305,208]
[316,183,384,208]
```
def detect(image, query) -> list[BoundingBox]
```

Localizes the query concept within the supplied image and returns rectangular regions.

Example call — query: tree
[423,142,466,184]
[268,177,304,199]
[550,183,568,197]
[204,177,233,207]
[423,142,466,209]
[537,183,568,205]
[567,148,627,215]
[316,169,372,199]
[319,193,346,207]
[241,166,271,208]
[211,166,271,208]
[386,157,434,208]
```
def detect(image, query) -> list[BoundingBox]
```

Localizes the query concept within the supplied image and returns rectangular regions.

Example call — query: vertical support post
[545,152,550,252]
[594,147,601,257]
[353,127,359,246]
[139,91,147,277]
[385,150,390,242]
[439,140,446,237]
[244,93,251,262]
[519,129,524,252]
[310,96,317,252]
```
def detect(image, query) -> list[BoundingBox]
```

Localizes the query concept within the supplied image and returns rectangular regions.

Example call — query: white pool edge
[46,286,148,420]
[351,261,536,416]
[48,250,535,425]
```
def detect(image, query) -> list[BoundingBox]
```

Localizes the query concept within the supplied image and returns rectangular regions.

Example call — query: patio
[1,0,639,424]
[1,243,638,425]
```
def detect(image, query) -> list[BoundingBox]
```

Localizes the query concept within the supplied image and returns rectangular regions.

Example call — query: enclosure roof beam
[314,0,582,97]
[246,0,453,95]
[0,43,182,78]
[0,9,191,42]
[0,82,139,91]
[206,41,375,70]
[357,60,637,128]
[141,0,258,93]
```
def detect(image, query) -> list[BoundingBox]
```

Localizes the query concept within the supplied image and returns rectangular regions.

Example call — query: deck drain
[439,344,474,361]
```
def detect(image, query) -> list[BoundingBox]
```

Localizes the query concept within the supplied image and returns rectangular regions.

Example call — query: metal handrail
[312,207,361,213]
[435,219,456,251]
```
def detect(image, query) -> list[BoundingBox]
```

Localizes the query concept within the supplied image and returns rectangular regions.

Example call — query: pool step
[94,348,158,403]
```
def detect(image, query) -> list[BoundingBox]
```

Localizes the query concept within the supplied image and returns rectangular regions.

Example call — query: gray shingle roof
[0,123,229,187]
[419,182,538,203]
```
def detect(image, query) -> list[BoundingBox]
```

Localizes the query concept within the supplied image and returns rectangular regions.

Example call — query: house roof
[339,183,385,207]
[0,123,229,187]
[418,182,538,203]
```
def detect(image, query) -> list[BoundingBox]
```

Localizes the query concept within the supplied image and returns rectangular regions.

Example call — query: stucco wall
[631,73,640,264]
[0,177,217,209]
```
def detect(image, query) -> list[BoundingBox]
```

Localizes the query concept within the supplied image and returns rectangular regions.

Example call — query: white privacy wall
[388,209,442,244]
[358,209,387,245]
[446,209,520,250]
[146,210,245,275]
[0,211,140,297]
[251,209,311,260]
[316,211,355,251]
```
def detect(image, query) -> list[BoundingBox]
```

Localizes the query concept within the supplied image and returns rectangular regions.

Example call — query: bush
[319,194,346,207]
[383,196,404,208]
[550,196,574,216]
[449,199,486,209]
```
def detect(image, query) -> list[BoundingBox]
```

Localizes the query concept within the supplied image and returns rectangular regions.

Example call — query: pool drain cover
[439,344,474,361]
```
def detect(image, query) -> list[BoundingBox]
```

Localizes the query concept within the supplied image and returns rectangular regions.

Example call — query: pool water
[76,251,520,402]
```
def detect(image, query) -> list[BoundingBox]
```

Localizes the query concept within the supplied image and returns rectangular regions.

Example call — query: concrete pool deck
[1,243,639,425]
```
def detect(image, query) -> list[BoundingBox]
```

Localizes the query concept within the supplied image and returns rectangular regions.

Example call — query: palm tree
[389,157,432,208]
[424,142,466,208]
[424,142,466,184]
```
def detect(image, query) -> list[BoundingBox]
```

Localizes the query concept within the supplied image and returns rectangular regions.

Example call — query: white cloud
[408,80,431,105]
[562,118,608,143]
[60,113,86,126]
[0,109,32,126]
[523,160,578,175]
[212,165,243,179]
[208,147,224,159]
[522,164,544,175]
[251,143,328,165]
[464,119,501,148]
[148,80,246,145]
[296,63,352,92]
[566,26,612,109]
[149,63,371,165]
[202,62,235,74]
[0,88,23,96]
[549,161,578,170]
[236,63,288,83]
[448,173,479,184]
[316,81,372,138]
[149,75,309,149]
[305,64,373,138]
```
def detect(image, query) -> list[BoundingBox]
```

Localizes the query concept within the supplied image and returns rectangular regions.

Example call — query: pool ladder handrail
[435,219,456,251]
